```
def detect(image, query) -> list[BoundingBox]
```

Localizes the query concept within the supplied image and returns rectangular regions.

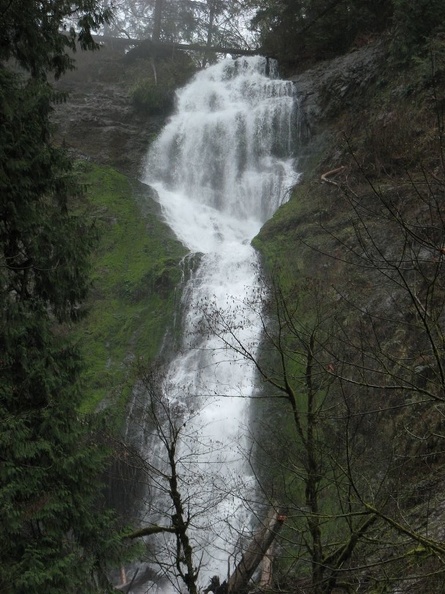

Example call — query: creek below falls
[126,55,301,594]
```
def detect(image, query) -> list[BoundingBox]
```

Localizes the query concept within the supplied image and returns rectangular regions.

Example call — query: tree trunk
[152,0,164,42]
[258,543,274,589]
[203,0,216,67]
[227,508,285,593]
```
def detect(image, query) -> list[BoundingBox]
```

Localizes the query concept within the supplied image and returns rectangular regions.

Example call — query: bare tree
[109,162,445,592]
[118,363,273,594]
[199,263,445,592]
[99,0,250,45]
[316,139,445,589]
[115,365,208,594]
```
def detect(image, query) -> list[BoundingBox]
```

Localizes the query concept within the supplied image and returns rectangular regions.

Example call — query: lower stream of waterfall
[136,56,300,593]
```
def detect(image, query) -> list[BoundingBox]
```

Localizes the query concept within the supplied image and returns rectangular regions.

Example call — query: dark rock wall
[52,43,166,178]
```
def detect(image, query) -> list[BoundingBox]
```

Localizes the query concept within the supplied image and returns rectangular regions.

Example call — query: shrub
[131,79,174,114]
[391,0,445,62]
[130,54,196,115]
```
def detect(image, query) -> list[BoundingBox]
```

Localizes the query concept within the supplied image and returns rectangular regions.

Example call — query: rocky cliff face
[54,45,187,423]
[292,38,385,135]
[52,39,384,178]
[52,42,166,178]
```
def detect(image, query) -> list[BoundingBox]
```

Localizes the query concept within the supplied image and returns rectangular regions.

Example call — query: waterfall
[139,56,300,592]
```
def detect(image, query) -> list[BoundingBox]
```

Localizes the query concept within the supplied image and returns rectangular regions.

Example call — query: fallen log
[203,509,286,594]
[227,508,285,593]
[93,35,272,59]
[150,40,260,56]
[320,165,346,186]
[258,543,275,589]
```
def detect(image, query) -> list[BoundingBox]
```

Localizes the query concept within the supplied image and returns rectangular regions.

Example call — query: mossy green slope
[251,38,445,591]
[75,162,186,418]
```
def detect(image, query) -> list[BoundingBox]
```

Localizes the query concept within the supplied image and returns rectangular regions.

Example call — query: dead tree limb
[320,166,346,186]
[227,508,286,594]
[125,524,177,539]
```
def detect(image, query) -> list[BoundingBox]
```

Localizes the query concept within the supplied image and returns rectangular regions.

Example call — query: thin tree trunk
[152,0,164,42]
[168,439,199,594]
[203,0,216,67]
[305,332,324,593]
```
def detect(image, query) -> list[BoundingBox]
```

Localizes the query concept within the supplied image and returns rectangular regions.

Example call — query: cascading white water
[141,56,300,591]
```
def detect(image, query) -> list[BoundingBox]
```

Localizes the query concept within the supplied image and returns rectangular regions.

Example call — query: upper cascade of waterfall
[144,56,299,253]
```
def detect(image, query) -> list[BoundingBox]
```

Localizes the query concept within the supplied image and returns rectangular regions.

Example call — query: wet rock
[52,41,385,179]
[51,44,166,178]
[291,40,386,128]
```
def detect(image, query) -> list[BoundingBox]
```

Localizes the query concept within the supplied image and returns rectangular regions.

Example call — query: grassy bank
[75,162,186,421]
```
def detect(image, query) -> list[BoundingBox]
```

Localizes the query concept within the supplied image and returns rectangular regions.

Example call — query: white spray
[141,56,300,591]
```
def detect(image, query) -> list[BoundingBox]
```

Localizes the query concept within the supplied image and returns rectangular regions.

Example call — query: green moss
[250,48,445,588]
[75,162,186,420]
[254,178,350,292]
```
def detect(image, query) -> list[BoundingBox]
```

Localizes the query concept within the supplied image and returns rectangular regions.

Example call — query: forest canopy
[99,0,445,67]
[246,0,445,65]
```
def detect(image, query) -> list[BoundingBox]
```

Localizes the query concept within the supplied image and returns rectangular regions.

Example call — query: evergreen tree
[248,0,393,64]
[391,0,445,62]
[0,1,124,591]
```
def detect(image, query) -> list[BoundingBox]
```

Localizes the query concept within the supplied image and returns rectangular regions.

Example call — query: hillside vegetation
[249,22,445,594]
[2,0,445,590]
[54,11,445,593]
[74,163,186,419]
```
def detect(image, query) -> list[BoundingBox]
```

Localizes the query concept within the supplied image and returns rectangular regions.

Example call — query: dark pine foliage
[0,1,124,592]
[250,0,444,68]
